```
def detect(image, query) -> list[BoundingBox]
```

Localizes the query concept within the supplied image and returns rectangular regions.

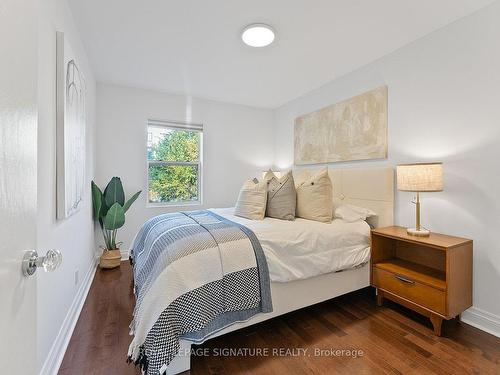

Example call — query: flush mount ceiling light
[241,24,275,47]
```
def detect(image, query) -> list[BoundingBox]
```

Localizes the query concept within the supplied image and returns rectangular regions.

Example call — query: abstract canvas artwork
[56,31,86,219]
[294,86,388,165]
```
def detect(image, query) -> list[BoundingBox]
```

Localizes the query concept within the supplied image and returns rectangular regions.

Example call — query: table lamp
[397,162,443,237]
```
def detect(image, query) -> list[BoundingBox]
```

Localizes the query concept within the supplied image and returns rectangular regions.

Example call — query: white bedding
[210,207,371,282]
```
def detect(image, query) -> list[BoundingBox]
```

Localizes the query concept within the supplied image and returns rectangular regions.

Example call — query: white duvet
[210,207,371,282]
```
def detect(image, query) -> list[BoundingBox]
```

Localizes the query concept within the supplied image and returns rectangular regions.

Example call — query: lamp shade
[397,163,443,192]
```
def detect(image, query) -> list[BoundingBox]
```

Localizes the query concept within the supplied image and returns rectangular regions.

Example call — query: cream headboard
[294,166,394,228]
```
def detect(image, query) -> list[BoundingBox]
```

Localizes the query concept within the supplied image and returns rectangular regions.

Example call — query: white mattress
[210,207,371,282]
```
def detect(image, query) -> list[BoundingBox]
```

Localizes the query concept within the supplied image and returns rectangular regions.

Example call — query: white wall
[37,0,96,372]
[96,84,274,252]
[274,2,500,330]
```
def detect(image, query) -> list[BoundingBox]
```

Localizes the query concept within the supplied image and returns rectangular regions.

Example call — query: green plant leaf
[91,181,102,221]
[104,203,126,230]
[123,191,141,213]
[99,199,108,219]
[104,177,125,207]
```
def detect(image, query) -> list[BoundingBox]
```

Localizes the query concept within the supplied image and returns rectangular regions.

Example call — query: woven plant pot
[99,249,122,269]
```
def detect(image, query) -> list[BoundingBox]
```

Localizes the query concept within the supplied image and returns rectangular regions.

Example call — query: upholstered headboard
[293,166,394,228]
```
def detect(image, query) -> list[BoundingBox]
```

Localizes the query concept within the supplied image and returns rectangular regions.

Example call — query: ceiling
[68,0,495,108]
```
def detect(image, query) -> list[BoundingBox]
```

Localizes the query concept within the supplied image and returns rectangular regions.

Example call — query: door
[0,0,38,374]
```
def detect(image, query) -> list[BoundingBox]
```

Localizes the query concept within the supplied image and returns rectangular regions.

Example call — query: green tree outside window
[148,127,201,203]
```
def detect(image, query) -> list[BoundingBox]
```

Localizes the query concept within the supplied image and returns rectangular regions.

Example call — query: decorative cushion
[234,179,268,220]
[262,169,276,182]
[295,168,333,223]
[265,171,296,220]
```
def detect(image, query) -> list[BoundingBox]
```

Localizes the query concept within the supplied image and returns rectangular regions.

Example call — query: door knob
[22,249,62,277]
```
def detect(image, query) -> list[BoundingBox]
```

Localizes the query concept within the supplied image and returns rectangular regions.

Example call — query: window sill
[146,201,202,209]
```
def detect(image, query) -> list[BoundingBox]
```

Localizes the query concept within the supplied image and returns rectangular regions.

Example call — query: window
[147,120,202,205]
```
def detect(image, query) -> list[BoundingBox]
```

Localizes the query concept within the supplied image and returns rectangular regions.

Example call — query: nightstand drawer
[373,267,446,314]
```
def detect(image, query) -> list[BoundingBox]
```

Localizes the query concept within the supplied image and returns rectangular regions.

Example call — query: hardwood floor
[59,262,500,375]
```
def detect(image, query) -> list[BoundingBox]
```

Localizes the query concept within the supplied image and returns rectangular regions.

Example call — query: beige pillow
[262,169,275,182]
[295,168,333,223]
[265,171,296,220]
[234,179,268,220]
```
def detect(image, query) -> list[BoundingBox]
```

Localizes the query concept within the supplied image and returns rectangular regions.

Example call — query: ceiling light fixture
[241,24,275,47]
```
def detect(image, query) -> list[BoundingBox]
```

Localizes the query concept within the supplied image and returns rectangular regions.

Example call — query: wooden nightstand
[371,226,472,336]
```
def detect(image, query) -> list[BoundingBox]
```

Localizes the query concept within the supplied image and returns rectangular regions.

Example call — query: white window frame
[146,119,203,207]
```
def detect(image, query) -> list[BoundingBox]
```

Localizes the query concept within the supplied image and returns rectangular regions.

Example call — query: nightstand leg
[376,290,384,307]
[430,315,443,336]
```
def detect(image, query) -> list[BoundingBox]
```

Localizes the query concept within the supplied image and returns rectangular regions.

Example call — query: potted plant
[91,177,141,269]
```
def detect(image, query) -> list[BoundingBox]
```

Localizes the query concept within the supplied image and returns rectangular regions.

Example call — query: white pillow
[234,179,268,220]
[295,168,333,223]
[334,203,376,223]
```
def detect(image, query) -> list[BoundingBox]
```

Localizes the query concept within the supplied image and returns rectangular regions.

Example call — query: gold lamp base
[407,192,431,237]
[407,227,430,237]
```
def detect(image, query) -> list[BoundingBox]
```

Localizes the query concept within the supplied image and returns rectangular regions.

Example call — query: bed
[131,166,394,375]
[210,207,372,282]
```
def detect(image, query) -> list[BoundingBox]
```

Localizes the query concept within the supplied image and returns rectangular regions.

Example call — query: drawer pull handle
[395,274,415,284]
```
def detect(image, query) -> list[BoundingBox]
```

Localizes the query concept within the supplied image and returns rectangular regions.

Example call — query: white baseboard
[39,259,98,375]
[461,306,500,338]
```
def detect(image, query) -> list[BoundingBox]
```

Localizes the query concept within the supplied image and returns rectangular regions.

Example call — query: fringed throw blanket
[128,210,272,374]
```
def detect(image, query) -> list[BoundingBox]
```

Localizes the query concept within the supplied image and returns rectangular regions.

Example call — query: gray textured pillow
[265,171,296,220]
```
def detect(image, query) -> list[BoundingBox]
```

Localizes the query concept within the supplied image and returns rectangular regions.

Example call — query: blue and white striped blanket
[128,210,272,374]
